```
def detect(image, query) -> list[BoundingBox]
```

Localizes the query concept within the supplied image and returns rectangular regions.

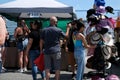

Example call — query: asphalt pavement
[0,56,120,80]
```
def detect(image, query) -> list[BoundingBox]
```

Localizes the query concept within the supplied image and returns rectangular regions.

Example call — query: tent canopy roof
[0,0,68,8]
[0,0,73,20]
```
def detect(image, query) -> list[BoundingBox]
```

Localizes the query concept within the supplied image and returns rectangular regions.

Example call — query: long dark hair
[34,20,42,30]
[76,21,85,31]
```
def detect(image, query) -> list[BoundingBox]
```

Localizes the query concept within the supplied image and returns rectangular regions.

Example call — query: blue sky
[57,0,120,19]
[0,0,120,19]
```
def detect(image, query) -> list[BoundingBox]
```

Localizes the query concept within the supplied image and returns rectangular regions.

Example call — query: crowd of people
[0,14,94,80]
[1,0,120,80]
[0,13,120,79]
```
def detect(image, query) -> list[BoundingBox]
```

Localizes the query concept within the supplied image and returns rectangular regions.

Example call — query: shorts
[16,41,23,52]
[22,38,28,49]
[44,52,61,70]
[16,38,28,52]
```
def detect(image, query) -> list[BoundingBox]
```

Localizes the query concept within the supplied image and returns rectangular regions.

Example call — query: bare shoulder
[0,16,6,31]
[78,33,85,38]
[0,16,5,26]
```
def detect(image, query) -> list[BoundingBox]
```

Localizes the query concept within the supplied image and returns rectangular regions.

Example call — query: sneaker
[1,67,7,72]
[17,69,24,73]
[23,67,27,72]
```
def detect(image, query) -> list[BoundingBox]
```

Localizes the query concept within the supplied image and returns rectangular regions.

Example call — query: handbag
[34,52,44,71]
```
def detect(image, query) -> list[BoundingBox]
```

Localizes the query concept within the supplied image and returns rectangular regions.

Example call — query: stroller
[84,35,119,80]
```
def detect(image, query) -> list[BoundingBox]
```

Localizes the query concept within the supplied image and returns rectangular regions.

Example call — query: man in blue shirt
[40,16,70,80]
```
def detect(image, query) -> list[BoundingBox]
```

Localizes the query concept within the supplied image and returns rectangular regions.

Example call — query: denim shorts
[22,38,28,49]
[44,52,61,70]
[16,38,28,52]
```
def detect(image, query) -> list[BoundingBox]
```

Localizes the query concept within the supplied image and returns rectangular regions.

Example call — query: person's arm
[64,39,68,52]
[65,23,71,38]
[40,39,44,53]
[40,29,44,53]
[0,17,7,45]
[80,33,96,48]
[25,31,33,54]
[26,38,33,54]
[24,24,31,33]
[14,28,18,39]
[79,33,90,48]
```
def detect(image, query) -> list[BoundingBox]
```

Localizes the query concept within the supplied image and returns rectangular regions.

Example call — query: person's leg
[16,41,24,72]
[38,70,46,80]
[45,69,50,80]
[1,46,7,71]
[23,39,28,71]
[23,50,28,71]
[52,52,61,80]
[55,70,60,80]
[68,51,76,77]
[18,51,23,72]
[74,52,85,80]
[29,50,39,80]
[44,54,51,80]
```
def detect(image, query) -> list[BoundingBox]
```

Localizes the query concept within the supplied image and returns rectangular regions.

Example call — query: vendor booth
[0,0,74,69]
[0,0,75,31]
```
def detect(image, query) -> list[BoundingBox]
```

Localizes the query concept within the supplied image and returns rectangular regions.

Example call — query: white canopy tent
[0,0,74,20]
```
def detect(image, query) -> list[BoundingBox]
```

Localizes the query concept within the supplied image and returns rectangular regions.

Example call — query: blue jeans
[74,47,85,80]
[29,50,45,80]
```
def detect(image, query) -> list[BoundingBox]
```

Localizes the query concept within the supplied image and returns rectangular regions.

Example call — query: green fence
[25,18,72,32]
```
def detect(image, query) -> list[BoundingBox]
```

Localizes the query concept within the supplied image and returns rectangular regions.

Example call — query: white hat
[101,45,111,60]
[103,33,114,46]
[86,31,102,45]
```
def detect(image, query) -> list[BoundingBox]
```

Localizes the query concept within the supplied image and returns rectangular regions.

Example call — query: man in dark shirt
[26,21,45,80]
[40,16,70,80]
